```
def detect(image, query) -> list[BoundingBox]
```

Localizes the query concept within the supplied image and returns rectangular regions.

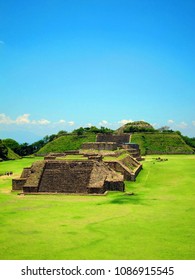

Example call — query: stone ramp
[105,155,142,181]
[12,161,45,191]
[87,161,124,193]
[23,161,45,192]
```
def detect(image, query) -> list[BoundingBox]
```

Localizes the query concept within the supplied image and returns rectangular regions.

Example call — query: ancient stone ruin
[96,133,131,144]
[82,133,141,160]
[82,142,118,151]
[12,159,125,194]
[12,133,142,195]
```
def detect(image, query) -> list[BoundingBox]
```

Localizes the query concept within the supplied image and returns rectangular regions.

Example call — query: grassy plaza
[0,155,194,260]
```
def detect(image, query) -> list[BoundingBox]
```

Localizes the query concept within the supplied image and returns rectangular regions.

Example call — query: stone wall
[17,159,125,194]
[105,161,132,181]
[23,186,39,193]
[12,167,31,190]
[82,142,118,151]
[21,168,31,178]
[121,155,139,169]
[65,150,80,155]
[87,155,103,161]
[44,156,56,160]
[12,178,26,190]
[38,161,92,193]
[38,160,124,194]
[87,187,106,194]
[49,153,66,157]
[121,143,141,159]
[120,155,142,180]
[133,164,143,179]
[96,133,131,144]
[104,180,125,192]
[24,161,45,189]
[122,143,140,151]
[105,155,142,181]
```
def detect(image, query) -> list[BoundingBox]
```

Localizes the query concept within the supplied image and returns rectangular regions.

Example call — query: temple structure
[12,133,142,194]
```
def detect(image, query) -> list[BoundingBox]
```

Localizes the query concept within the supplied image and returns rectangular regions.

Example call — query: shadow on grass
[97,193,147,205]
[108,194,144,205]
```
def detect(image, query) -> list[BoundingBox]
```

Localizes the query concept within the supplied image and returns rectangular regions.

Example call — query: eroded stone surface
[12,160,125,194]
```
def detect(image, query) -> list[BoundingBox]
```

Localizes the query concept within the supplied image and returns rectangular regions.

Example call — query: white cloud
[37,119,50,125]
[192,121,195,126]
[58,119,66,124]
[68,121,75,126]
[99,120,109,126]
[15,114,31,124]
[0,113,13,124]
[118,119,133,126]
[0,113,50,126]
[15,114,50,125]
[178,121,188,129]
[85,123,92,127]
[0,113,31,125]
[168,119,174,124]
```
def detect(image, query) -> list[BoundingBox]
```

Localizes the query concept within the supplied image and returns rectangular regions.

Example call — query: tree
[157,126,173,133]
[99,126,114,134]
[43,134,57,143]
[158,126,169,132]
[124,126,155,133]
[19,143,33,156]
[43,135,50,144]
[180,135,195,150]
[175,130,182,136]
[57,130,68,137]
[87,126,100,133]
[31,140,45,153]
[74,127,85,136]
[3,138,20,154]
[49,134,57,142]
[0,139,8,160]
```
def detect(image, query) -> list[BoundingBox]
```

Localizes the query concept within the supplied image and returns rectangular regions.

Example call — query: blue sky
[0,0,195,143]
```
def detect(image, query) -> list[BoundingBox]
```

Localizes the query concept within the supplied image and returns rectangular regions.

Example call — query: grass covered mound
[6,147,21,160]
[37,133,96,154]
[131,132,194,155]
[0,155,194,260]
[0,140,21,161]
[116,120,154,134]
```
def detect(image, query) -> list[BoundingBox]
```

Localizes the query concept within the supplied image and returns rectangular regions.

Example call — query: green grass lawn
[0,155,194,260]
[38,133,96,154]
[131,133,193,155]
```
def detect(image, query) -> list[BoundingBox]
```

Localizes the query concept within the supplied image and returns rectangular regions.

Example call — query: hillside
[7,147,21,160]
[35,120,194,156]
[37,133,96,154]
[131,132,194,155]
[0,140,21,161]
[116,121,154,134]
